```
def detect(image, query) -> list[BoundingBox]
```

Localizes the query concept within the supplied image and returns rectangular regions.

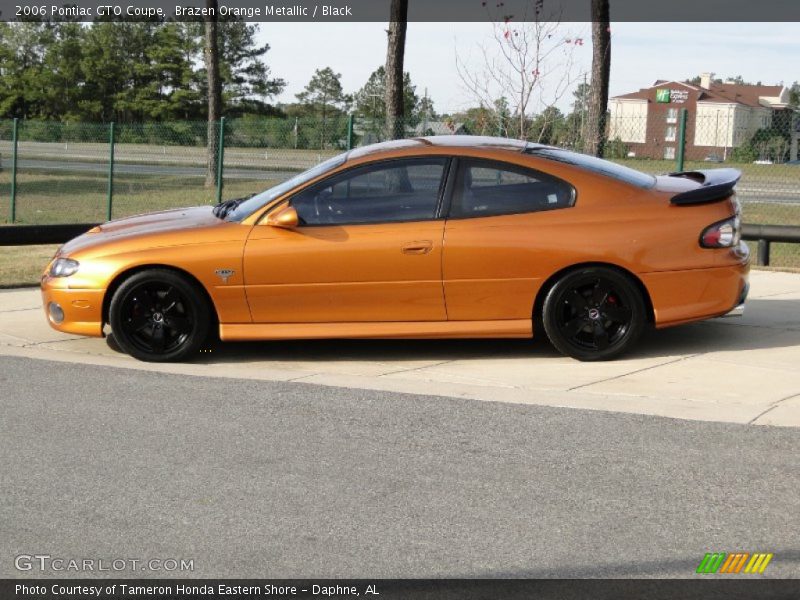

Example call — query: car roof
[347,135,547,160]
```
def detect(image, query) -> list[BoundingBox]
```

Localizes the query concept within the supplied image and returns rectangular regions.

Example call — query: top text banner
[2,0,800,22]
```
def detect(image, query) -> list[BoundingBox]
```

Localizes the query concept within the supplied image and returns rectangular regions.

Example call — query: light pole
[724,105,732,161]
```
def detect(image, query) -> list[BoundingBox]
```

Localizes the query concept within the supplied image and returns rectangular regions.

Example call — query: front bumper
[41,276,105,337]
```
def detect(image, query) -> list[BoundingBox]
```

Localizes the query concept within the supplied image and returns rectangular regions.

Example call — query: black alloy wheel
[542,267,646,361]
[109,269,210,362]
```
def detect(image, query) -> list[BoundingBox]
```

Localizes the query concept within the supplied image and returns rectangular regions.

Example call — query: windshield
[526,147,655,189]
[224,152,348,222]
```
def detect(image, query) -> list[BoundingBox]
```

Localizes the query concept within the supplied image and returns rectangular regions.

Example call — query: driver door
[243,157,449,323]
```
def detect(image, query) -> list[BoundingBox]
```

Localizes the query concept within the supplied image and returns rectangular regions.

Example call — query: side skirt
[220,319,533,341]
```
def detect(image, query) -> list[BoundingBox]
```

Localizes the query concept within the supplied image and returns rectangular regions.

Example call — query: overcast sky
[256,22,800,115]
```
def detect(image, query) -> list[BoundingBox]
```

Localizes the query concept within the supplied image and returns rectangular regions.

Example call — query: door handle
[401,241,433,255]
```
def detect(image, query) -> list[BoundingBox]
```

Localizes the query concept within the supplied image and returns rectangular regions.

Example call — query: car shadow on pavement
[103,298,800,364]
[196,336,561,363]
[634,297,800,360]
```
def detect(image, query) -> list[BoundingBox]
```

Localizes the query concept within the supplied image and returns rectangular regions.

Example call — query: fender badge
[215,269,235,283]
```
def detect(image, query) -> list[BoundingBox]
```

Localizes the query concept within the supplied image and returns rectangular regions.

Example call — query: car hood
[59,206,233,256]
[95,206,219,235]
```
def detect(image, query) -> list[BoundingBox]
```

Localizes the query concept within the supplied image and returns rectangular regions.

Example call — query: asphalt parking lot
[2,354,799,578]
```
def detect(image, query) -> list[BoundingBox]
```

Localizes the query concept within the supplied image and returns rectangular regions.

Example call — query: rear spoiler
[668,168,742,206]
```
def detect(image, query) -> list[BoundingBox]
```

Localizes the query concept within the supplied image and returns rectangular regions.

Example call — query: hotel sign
[656,89,689,104]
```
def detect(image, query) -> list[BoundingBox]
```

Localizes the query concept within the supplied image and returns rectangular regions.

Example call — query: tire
[109,269,211,362]
[541,267,646,361]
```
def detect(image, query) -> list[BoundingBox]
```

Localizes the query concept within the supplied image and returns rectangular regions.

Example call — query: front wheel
[109,269,211,362]
[541,267,646,361]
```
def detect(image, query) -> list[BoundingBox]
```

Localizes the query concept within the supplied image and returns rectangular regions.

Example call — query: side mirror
[265,206,299,229]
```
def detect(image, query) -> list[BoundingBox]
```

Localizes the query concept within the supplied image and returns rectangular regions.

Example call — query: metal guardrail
[0,223,98,246]
[2,222,799,268]
[742,224,800,266]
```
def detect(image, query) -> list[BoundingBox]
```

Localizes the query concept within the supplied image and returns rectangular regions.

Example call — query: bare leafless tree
[456,5,584,141]
[204,0,221,188]
[584,0,610,157]
[385,0,408,140]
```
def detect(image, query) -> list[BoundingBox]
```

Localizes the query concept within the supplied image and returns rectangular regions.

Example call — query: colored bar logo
[696,552,773,574]
[656,89,671,103]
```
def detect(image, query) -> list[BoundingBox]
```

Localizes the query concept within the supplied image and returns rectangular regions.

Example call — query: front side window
[450,159,575,219]
[665,125,677,142]
[290,158,447,226]
[225,152,347,222]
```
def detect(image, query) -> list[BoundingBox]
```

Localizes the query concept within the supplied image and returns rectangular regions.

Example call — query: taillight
[700,216,741,248]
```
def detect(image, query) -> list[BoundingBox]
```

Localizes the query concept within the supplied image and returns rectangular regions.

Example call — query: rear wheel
[109,269,210,362]
[542,267,645,361]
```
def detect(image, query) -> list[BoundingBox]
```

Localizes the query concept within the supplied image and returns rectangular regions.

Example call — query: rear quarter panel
[443,151,747,325]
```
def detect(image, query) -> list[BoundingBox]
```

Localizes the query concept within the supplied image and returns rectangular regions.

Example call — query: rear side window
[449,159,575,219]
[526,147,656,189]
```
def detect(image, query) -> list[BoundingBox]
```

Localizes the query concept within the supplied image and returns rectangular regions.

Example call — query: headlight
[49,258,80,277]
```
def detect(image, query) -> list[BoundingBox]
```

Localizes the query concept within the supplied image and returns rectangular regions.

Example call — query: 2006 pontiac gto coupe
[41,136,749,362]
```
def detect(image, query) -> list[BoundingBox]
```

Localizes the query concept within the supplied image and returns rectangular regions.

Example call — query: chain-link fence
[0,116,363,226]
[2,112,799,265]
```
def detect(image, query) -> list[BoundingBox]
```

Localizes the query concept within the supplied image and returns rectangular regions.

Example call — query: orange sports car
[41,136,749,362]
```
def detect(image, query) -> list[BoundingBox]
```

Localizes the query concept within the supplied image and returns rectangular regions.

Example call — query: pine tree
[354,66,418,121]
[584,0,610,157]
[296,67,349,147]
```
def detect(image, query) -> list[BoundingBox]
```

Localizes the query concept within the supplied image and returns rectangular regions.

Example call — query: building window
[664,147,676,160]
[665,126,677,142]
[666,108,678,123]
